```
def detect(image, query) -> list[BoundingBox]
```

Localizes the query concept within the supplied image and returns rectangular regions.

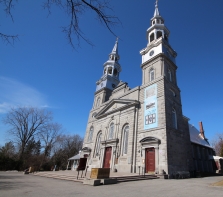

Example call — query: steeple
[95,39,122,92]
[109,38,120,62]
[140,0,177,83]
[154,0,160,17]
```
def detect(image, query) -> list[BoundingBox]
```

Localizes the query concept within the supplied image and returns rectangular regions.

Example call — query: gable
[95,99,139,119]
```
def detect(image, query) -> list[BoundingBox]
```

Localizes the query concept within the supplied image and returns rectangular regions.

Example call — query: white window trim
[95,132,102,157]
[122,125,129,155]
[149,68,155,82]
[108,123,114,139]
[88,127,94,142]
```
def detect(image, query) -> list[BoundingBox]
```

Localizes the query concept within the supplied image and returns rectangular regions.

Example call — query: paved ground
[0,172,223,197]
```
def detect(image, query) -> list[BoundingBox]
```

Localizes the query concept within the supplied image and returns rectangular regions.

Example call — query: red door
[103,147,112,168]
[145,148,155,172]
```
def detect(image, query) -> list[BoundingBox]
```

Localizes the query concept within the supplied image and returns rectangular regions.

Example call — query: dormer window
[149,68,155,81]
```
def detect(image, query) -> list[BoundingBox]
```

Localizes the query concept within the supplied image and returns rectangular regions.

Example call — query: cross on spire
[155,0,159,7]
[154,0,160,16]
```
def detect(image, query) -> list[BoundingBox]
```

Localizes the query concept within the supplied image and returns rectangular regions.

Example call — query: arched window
[104,67,107,74]
[150,33,154,42]
[95,132,102,157]
[96,97,101,107]
[113,68,118,76]
[108,67,112,74]
[108,123,114,139]
[122,125,129,155]
[149,68,155,81]
[157,31,162,39]
[170,89,176,97]
[172,109,177,129]
[88,127,94,142]
[168,69,172,81]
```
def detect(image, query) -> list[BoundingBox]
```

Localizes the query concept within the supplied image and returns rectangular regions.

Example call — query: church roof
[189,124,212,148]
[68,154,80,160]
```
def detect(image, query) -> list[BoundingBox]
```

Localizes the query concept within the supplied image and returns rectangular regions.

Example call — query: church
[81,1,215,176]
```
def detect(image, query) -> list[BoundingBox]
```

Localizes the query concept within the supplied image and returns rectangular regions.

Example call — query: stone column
[132,107,138,173]
[155,146,159,174]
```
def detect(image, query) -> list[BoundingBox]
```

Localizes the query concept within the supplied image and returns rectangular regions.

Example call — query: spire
[111,37,119,55]
[109,38,120,61]
[154,0,160,17]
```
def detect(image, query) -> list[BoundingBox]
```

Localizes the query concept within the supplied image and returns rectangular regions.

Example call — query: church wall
[164,79,193,174]
[83,103,137,172]
[136,76,169,174]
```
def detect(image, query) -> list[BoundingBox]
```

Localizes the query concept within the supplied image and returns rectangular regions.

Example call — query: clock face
[150,50,154,56]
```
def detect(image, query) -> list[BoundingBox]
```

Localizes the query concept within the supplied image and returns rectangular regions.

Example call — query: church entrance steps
[33,171,159,183]
[115,175,159,183]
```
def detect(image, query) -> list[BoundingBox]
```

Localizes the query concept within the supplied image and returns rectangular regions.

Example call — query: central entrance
[103,147,112,168]
[145,148,155,173]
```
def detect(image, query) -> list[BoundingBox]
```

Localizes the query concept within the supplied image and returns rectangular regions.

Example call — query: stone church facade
[81,2,206,176]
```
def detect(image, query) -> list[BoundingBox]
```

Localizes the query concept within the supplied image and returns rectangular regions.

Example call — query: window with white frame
[108,123,114,139]
[172,108,177,129]
[149,68,155,81]
[122,125,129,155]
[95,132,102,157]
[96,97,101,108]
[168,69,172,81]
[88,127,94,142]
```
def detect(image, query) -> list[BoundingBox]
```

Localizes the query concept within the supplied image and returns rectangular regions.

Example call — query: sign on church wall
[144,84,158,129]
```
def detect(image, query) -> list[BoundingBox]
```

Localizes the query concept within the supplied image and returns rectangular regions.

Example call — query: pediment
[140,137,161,144]
[95,99,139,119]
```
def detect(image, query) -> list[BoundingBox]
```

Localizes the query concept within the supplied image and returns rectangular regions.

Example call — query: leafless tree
[2,107,53,159]
[38,123,63,168]
[212,133,223,156]
[52,134,83,169]
[1,0,119,48]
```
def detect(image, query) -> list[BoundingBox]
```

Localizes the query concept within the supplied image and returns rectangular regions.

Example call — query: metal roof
[189,124,213,149]
[68,154,80,160]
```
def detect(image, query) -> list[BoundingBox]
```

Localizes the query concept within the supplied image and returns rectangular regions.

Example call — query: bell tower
[93,39,122,109]
[139,0,192,175]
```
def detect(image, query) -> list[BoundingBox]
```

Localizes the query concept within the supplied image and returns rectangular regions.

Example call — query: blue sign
[144,84,158,129]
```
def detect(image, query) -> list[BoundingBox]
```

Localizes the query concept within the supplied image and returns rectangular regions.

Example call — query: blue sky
[1,0,223,146]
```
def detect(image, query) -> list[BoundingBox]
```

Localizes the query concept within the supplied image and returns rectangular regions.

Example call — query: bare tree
[38,123,63,169]
[2,107,53,159]
[212,133,223,156]
[52,134,83,169]
[1,0,119,48]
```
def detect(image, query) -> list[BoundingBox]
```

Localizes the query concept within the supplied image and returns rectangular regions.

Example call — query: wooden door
[103,147,112,168]
[145,148,155,172]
